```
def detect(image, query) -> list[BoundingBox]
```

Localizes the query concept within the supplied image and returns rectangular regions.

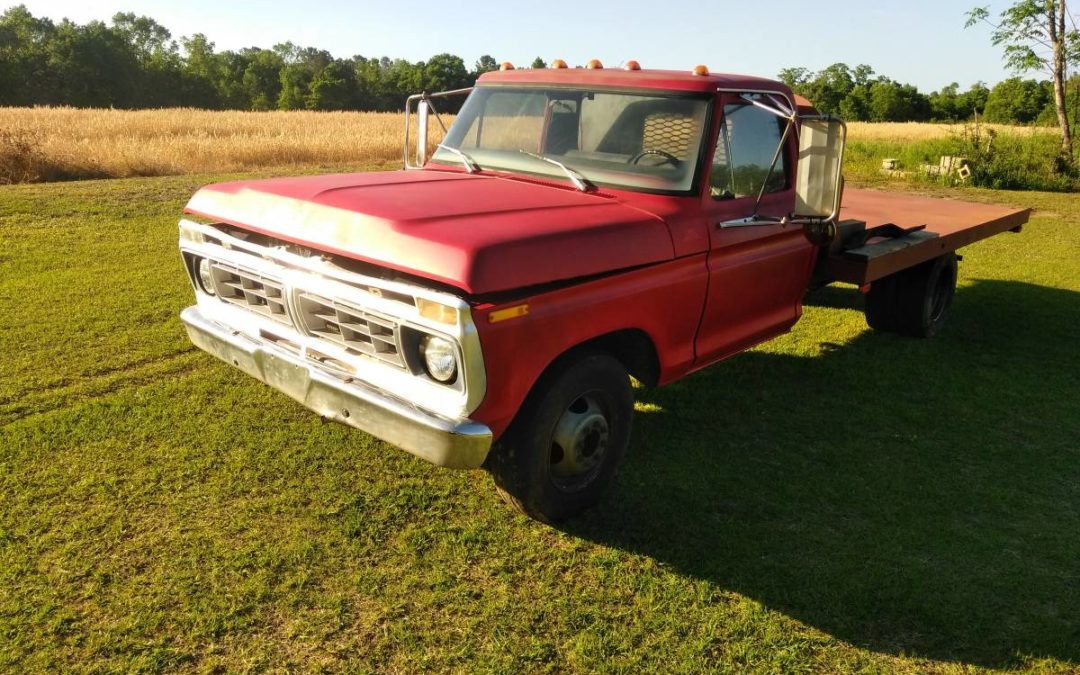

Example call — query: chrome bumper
[180,306,492,469]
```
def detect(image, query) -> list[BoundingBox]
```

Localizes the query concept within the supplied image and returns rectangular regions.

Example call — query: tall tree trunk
[1052,1,1073,157]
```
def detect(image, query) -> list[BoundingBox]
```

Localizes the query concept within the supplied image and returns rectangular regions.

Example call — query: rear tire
[485,352,633,523]
[864,252,958,338]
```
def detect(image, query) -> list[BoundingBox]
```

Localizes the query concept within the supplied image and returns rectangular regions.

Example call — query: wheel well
[491,329,660,451]
[559,329,660,389]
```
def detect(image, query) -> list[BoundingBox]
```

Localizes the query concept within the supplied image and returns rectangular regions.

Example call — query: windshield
[431,86,712,193]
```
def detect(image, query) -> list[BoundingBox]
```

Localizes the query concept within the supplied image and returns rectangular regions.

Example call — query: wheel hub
[549,395,610,490]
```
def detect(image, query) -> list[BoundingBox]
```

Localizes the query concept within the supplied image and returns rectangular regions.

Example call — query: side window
[710,103,789,200]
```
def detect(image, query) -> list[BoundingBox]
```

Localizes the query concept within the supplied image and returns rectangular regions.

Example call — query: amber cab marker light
[552,59,568,69]
[624,60,641,71]
[586,59,603,69]
[692,64,709,76]
[500,61,515,70]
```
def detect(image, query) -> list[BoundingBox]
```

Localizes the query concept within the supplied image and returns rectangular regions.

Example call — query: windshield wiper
[518,150,596,192]
[436,143,480,173]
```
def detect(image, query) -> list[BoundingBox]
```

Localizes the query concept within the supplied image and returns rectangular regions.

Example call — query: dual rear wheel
[865,252,958,337]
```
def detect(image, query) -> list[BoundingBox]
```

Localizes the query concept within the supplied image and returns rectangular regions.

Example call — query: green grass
[1,171,1078,673]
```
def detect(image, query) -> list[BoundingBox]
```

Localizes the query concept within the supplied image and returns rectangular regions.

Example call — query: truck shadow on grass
[564,279,1080,668]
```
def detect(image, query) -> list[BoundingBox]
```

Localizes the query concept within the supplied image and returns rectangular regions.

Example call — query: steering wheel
[629,149,680,166]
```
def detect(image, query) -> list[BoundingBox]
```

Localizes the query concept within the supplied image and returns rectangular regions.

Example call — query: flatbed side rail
[822,189,1031,285]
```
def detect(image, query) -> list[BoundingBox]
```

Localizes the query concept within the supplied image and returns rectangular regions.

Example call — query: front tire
[485,352,633,522]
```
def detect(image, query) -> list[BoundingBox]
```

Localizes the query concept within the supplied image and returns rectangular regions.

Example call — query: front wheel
[485,352,633,522]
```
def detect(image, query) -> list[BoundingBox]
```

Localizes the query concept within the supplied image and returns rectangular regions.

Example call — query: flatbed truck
[177,62,1029,521]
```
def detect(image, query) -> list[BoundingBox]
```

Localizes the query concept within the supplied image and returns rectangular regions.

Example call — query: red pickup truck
[178,64,1029,521]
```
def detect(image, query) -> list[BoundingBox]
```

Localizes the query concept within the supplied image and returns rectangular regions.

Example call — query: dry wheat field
[0,106,1054,184]
[0,107,435,183]
[844,121,1056,141]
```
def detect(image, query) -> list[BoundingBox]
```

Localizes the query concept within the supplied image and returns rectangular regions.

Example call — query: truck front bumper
[180,306,493,469]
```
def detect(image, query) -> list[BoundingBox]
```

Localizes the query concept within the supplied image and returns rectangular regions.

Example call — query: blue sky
[17,0,1020,91]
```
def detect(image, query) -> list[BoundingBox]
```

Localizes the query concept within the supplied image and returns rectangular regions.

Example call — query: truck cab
[178,64,1023,522]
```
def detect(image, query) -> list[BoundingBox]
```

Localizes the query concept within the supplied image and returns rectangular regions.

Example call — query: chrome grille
[209,262,289,324]
[296,293,404,367]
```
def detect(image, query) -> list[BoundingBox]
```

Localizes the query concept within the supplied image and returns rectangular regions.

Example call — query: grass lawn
[1,170,1077,673]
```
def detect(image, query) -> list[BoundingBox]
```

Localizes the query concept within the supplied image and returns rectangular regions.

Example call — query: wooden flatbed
[823,188,1031,285]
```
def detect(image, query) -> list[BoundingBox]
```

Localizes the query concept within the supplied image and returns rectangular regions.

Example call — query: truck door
[694,93,817,364]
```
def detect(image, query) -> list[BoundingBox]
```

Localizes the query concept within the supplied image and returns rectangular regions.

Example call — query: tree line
[0,5,497,111]
[0,4,1073,126]
[780,62,1079,125]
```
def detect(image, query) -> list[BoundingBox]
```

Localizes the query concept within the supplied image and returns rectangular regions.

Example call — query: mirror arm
[740,93,794,120]
[750,116,796,219]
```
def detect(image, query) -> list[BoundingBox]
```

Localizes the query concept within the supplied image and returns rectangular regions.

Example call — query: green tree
[423,53,468,92]
[852,64,876,87]
[777,66,811,89]
[868,80,931,122]
[111,12,183,106]
[967,2,1079,155]
[178,33,219,108]
[215,50,255,108]
[839,86,872,121]
[275,44,332,110]
[0,5,56,105]
[383,58,422,105]
[474,54,498,76]
[241,48,283,110]
[929,82,962,120]
[47,18,143,107]
[958,81,991,117]
[779,63,876,117]
[801,63,854,114]
[983,77,1051,122]
[841,65,876,120]
[530,56,547,69]
[110,12,172,65]
[305,60,357,110]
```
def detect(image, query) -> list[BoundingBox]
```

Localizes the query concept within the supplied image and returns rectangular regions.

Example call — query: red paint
[472,255,709,437]
[186,170,675,295]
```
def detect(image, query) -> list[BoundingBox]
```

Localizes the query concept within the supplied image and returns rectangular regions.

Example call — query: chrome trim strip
[181,306,492,469]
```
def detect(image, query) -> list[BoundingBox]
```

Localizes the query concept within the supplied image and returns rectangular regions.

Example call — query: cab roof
[476,67,791,96]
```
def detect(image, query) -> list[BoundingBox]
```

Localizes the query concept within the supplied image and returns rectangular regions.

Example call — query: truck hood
[184,170,673,295]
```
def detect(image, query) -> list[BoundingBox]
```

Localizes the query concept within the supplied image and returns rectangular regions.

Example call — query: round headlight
[419,335,457,383]
[196,257,216,295]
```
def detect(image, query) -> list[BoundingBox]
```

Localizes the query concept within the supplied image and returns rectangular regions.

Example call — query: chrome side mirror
[403,88,473,169]
[415,99,430,167]
[794,116,847,221]
[404,96,431,168]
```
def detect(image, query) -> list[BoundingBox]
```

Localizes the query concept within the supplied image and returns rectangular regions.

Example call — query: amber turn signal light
[624,60,641,71]
[586,59,603,69]
[552,59,568,69]
[500,61,515,71]
[692,64,709,76]
[417,298,459,324]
